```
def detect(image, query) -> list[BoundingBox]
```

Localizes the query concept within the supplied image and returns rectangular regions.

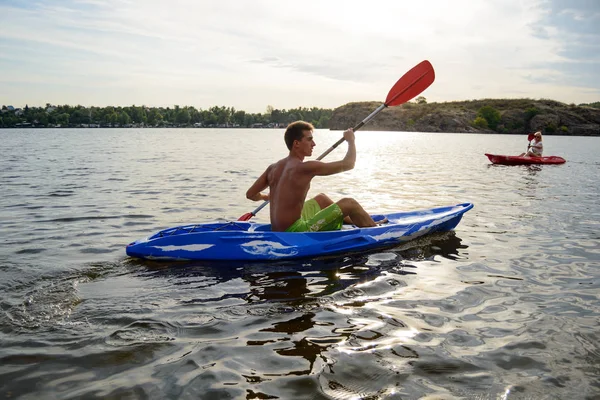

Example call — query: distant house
[46,106,57,113]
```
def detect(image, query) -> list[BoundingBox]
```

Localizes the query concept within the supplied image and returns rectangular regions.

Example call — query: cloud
[0,0,598,111]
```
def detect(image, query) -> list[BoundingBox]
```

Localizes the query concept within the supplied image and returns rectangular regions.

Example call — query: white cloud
[0,0,597,111]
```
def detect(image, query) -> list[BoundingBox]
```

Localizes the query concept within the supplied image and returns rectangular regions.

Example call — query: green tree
[103,110,117,126]
[6,113,20,127]
[201,109,217,126]
[233,110,246,126]
[317,114,330,128]
[265,105,274,118]
[147,109,162,126]
[243,113,255,127]
[70,108,91,125]
[525,107,539,121]
[176,109,191,125]
[35,112,49,127]
[270,109,283,124]
[56,113,70,126]
[472,116,488,128]
[189,108,202,124]
[118,111,131,126]
[477,106,501,130]
[209,106,231,125]
[129,105,147,124]
[545,122,557,133]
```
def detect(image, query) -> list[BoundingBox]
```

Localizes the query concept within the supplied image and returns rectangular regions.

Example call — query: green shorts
[286,199,344,232]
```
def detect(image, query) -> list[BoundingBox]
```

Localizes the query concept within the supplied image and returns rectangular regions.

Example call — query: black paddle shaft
[316,103,388,160]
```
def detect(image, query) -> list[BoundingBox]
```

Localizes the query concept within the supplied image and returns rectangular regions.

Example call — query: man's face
[297,130,315,156]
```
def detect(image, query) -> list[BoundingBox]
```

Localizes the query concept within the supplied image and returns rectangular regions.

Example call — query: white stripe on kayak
[152,244,215,252]
[241,240,298,257]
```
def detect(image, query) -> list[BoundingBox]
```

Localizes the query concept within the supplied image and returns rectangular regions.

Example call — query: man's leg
[313,193,352,224]
[336,198,377,228]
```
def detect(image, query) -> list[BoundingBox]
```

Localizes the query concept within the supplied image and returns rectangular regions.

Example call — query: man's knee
[314,193,333,208]
[336,197,359,213]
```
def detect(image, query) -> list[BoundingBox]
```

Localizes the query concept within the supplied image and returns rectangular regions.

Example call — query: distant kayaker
[519,131,543,157]
[246,121,384,232]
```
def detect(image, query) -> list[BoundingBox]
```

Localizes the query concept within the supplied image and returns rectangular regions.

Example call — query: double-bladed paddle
[238,60,436,222]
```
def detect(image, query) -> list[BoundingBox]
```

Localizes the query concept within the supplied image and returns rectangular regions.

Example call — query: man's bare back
[266,157,313,231]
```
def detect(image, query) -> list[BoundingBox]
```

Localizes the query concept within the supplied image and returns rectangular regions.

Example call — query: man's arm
[303,128,356,176]
[246,168,270,201]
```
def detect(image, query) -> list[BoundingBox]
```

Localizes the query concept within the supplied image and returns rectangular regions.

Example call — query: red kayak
[485,153,566,165]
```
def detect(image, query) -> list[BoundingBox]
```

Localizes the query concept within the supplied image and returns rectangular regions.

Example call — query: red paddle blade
[237,212,254,221]
[528,133,535,141]
[385,60,435,107]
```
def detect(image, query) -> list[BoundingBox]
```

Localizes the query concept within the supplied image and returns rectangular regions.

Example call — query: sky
[0,0,598,112]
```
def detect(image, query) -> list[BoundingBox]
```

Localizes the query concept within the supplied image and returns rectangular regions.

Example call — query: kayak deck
[126,203,474,261]
[485,153,566,165]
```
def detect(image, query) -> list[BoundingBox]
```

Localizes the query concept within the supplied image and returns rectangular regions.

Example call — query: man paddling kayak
[246,121,383,232]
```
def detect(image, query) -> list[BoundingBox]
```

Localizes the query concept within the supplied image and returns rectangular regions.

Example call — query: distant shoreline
[1,126,597,137]
[3,99,599,136]
[0,104,332,129]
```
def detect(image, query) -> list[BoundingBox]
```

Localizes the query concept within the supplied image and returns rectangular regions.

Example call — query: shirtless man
[246,121,381,232]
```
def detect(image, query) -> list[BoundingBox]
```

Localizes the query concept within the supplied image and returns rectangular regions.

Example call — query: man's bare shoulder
[266,157,293,181]
[268,157,290,171]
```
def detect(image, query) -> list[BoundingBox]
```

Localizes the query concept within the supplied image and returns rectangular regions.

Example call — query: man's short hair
[284,121,314,150]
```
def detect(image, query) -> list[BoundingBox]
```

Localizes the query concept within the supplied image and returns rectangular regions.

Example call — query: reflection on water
[1,129,599,399]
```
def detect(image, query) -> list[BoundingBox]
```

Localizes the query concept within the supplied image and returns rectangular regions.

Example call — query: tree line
[0,104,333,129]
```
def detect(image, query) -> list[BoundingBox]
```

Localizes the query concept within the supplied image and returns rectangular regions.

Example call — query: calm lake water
[1,128,599,399]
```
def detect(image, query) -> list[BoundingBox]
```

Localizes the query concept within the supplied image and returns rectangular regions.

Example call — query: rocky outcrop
[329,99,600,136]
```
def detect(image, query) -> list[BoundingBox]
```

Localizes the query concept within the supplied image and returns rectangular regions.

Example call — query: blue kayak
[126,203,473,261]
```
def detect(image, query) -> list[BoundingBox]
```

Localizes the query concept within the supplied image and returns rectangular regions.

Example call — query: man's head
[284,121,314,151]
